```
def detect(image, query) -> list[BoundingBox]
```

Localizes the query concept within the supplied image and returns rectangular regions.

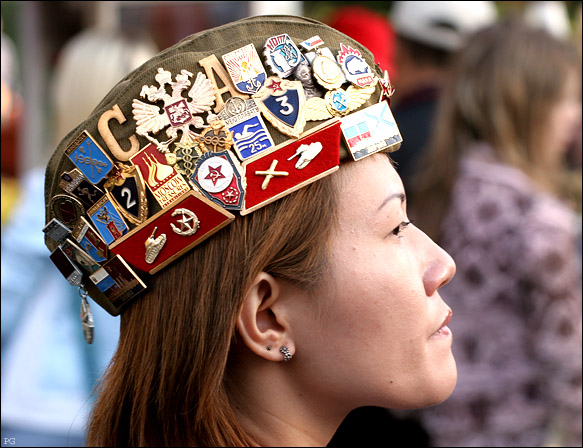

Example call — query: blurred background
[1,1,581,447]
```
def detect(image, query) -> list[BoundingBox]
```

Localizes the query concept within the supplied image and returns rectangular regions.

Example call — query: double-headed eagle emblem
[132,68,216,148]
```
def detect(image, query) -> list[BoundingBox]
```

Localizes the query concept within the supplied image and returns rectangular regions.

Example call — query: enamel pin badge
[264,34,304,78]
[71,216,109,262]
[340,101,402,161]
[253,77,306,138]
[49,194,85,230]
[65,131,113,185]
[87,195,129,245]
[49,246,84,287]
[337,43,376,88]
[222,43,267,94]
[103,162,149,225]
[43,218,71,245]
[190,150,245,210]
[130,143,191,209]
[110,191,234,274]
[219,97,275,160]
[59,168,103,208]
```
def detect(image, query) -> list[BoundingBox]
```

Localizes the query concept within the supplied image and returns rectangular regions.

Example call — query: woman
[411,19,582,446]
[43,15,456,446]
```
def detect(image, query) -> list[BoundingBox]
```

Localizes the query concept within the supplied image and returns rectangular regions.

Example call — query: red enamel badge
[109,190,234,274]
[241,119,341,214]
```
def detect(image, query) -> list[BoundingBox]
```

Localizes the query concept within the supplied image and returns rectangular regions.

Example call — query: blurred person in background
[1,28,157,447]
[388,1,497,203]
[410,18,582,447]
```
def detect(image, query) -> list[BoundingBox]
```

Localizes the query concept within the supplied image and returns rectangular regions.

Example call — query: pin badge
[59,168,103,208]
[145,227,167,264]
[89,255,147,309]
[87,195,129,245]
[241,120,341,215]
[71,216,109,262]
[50,194,84,230]
[337,43,376,88]
[110,191,234,275]
[43,218,71,245]
[133,68,216,147]
[222,43,267,94]
[218,97,275,160]
[65,131,113,185]
[264,34,304,78]
[61,238,101,274]
[253,77,307,138]
[311,50,345,91]
[197,120,234,153]
[340,101,402,161]
[299,36,324,51]
[190,150,245,210]
[305,82,376,121]
[103,162,149,225]
[49,246,84,287]
[130,143,191,209]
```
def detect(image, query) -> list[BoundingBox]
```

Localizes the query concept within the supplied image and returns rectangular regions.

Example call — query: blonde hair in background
[411,18,581,242]
[50,29,158,145]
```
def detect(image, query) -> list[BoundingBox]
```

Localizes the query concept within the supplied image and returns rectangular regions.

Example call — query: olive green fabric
[43,15,388,314]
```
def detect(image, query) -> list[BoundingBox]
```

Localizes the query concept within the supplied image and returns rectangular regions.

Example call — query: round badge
[197,155,234,193]
[312,54,344,90]
[325,89,350,117]
[50,194,85,229]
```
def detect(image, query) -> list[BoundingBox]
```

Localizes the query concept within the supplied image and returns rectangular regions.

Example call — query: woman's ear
[237,272,295,362]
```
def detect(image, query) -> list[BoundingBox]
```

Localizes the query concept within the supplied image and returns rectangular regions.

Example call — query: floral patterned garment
[417,143,582,447]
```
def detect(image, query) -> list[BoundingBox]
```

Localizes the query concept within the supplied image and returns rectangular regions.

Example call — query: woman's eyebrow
[377,192,406,212]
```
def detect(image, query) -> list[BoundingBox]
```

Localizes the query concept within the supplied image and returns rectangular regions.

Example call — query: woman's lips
[431,309,452,339]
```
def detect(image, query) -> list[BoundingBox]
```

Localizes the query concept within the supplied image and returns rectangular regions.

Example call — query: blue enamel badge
[87,195,128,245]
[253,77,306,138]
[264,34,304,78]
[65,131,113,185]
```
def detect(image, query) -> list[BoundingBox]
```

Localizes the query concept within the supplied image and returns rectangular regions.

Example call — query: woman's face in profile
[284,153,457,412]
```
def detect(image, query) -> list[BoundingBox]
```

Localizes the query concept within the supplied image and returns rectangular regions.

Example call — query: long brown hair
[410,18,580,242]
[86,176,338,447]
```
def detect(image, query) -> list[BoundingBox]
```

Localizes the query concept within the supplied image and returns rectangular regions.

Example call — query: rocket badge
[87,195,129,245]
[252,77,306,138]
[222,43,267,94]
[337,43,376,88]
[264,34,305,78]
[65,131,113,185]
[218,97,275,161]
[103,162,149,225]
[190,150,245,210]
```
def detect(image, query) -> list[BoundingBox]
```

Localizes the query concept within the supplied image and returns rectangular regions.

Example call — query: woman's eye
[390,221,412,237]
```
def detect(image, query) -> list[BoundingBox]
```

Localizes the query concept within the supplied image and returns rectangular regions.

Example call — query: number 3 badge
[252,76,306,138]
[104,162,149,225]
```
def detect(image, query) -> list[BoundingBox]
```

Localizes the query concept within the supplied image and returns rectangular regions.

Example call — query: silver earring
[266,345,271,351]
[279,345,292,362]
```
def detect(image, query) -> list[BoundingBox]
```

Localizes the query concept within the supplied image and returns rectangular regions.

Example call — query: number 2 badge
[103,162,149,225]
[252,77,306,138]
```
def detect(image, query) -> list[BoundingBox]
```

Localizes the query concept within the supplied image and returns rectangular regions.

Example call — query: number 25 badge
[252,77,306,138]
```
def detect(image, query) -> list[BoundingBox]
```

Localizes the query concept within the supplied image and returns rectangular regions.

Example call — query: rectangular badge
[42,218,71,245]
[61,238,101,274]
[59,168,103,207]
[241,120,341,215]
[110,190,234,274]
[89,255,146,309]
[340,101,402,161]
[49,246,83,287]
[130,143,191,208]
[71,216,108,262]
[65,131,113,184]
[87,195,129,245]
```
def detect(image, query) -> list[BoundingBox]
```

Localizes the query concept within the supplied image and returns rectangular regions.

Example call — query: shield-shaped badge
[222,43,267,94]
[190,150,245,210]
[253,77,306,138]
[104,162,149,225]
[264,34,304,78]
